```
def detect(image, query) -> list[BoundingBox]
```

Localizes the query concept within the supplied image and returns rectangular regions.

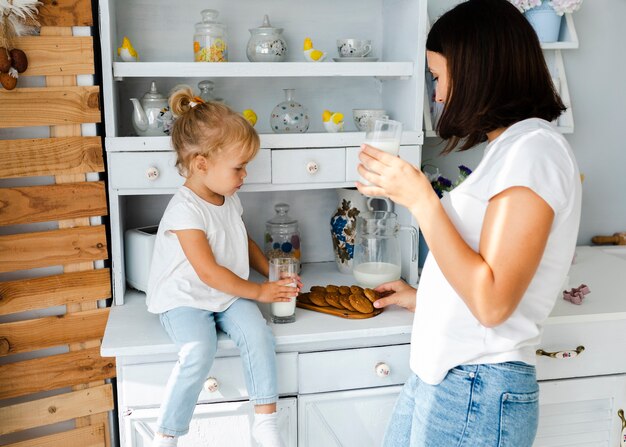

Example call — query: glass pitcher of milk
[352,211,417,288]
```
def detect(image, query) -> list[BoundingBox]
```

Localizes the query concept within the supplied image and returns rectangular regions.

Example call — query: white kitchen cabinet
[298,386,403,447]
[536,375,626,446]
[123,398,297,447]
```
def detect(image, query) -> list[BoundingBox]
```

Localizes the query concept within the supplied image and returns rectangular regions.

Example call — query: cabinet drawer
[345,145,421,182]
[299,344,411,394]
[108,149,271,190]
[536,319,626,380]
[272,148,345,184]
[121,352,297,407]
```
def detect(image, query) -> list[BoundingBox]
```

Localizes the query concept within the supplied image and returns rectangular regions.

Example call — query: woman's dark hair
[427,0,566,153]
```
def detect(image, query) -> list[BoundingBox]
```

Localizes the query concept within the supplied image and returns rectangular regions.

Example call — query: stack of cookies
[298,284,382,314]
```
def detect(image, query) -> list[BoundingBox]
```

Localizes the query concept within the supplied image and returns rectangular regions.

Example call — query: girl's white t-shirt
[411,118,582,385]
[146,187,249,314]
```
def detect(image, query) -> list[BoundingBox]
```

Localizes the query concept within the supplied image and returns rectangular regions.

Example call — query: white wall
[423,0,626,245]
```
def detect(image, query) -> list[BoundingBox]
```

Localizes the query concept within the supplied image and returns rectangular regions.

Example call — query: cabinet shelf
[105,131,424,152]
[113,61,415,80]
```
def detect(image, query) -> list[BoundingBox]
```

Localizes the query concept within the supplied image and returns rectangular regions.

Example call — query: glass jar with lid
[193,9,228,62]
[197,80,225,103]
[265,203,301,271]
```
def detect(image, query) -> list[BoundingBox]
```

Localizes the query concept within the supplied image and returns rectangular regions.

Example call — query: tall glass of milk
[269,257,298,324]
[360,118,402,186]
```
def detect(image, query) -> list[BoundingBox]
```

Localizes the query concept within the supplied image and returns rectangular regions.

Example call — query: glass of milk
[359,118,403,186]
[269,257,298,324]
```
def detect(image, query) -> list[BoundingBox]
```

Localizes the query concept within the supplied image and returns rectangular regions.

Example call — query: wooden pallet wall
[0,1,115,446]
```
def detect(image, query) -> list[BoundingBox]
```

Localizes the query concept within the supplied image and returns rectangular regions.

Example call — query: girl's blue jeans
[156,299,277,437]
[384,362,539,447]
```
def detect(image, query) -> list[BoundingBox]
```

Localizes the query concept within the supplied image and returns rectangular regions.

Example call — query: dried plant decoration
[0,0,41,89]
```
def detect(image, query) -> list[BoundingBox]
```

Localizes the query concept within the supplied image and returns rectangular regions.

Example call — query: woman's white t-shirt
[146,187,249,314]
[411,118,582,385]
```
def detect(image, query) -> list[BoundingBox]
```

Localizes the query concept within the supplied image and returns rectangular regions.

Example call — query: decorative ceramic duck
[242,109,258,127]
[118,36,138,62]
[322,110,344,132]
[303,37,326,62]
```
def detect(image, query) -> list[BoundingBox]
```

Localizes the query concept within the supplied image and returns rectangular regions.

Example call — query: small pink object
[563,284,590,305]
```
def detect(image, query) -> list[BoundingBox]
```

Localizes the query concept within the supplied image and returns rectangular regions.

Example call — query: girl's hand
[373,279,417,312]
[256,279,299,303]
[356,144,433,210]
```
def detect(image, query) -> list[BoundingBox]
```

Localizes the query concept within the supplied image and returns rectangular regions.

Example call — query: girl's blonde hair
[169,85,260,177]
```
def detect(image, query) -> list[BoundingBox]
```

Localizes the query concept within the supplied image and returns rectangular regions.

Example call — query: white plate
[332,57,379,62]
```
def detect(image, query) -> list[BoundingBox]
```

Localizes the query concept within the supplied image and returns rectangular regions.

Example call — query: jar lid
[142,81,165,101]
[266,203,298,232]
[195,9,226,33]
[249,14,282,34]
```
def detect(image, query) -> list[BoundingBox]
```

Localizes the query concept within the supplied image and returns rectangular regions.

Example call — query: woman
[357,0,581,445]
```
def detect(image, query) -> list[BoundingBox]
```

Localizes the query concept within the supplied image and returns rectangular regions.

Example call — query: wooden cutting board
[296,300,383,319]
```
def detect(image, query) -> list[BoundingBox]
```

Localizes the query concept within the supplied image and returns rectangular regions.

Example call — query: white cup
[337,39,372,58]
[359,118,403,186]
[269,257,298,324]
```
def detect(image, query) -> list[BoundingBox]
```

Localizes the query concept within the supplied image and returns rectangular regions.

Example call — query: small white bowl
[352,109,387,131]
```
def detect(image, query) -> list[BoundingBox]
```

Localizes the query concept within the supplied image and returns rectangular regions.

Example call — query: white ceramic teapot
[130,81,169,136]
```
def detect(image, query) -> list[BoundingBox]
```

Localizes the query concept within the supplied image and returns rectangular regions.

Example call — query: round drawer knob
[375,362,391,377]
[146,167,159,181]
[203,377,219,393]
[306,161,319,175]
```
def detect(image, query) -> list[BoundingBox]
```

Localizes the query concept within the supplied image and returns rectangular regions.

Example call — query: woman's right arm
[174,229,296,303]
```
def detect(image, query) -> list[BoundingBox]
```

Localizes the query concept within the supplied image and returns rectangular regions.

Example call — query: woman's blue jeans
[384,362,539,447]
[155,299,277,437]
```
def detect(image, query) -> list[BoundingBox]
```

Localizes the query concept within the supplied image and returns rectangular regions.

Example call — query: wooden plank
[15,36,94,76]
[0,137,104,179]
[0,308,109,356]
[0,225,108,273]
[0,384,113,435]
[0,86,100,129]
[39,0,93,27]
[0,346,115,399]
[0,181,108,226]
[42,26,111,445]
[6,424,106,447]
[0,269,111,316]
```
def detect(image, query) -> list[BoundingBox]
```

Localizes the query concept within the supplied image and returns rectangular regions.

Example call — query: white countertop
[101,246,626,358]
[101,261,415,357]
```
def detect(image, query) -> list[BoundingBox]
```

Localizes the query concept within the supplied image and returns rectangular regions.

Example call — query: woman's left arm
[357,145,554,328]
[248,234,269,277]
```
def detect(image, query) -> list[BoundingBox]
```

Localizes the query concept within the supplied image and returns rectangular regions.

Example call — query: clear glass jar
[265,203,301,271]
[197,80,225,103]
[193,9,228,62]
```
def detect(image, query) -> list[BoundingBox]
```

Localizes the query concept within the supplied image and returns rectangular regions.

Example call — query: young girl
[146,86,297,447]
[358,0,581,445]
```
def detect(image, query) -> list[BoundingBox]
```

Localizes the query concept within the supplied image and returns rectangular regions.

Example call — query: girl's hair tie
[189,96,205,109]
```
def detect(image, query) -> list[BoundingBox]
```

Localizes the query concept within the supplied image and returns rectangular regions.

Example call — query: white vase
[524,2,562,43]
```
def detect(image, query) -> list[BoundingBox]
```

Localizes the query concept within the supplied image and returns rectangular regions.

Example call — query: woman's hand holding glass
[356,144,434,211]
